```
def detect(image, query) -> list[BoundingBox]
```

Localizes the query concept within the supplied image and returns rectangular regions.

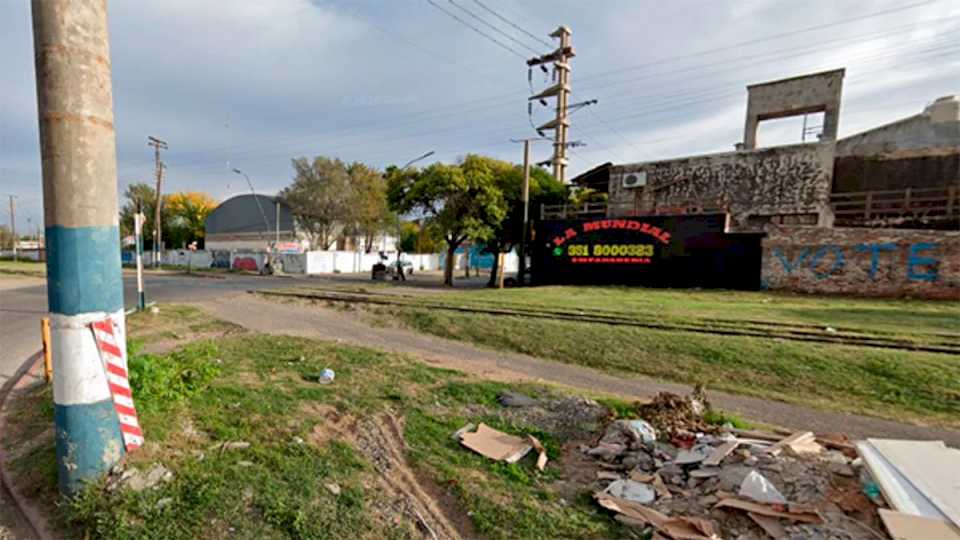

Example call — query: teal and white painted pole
[32,0,128,495]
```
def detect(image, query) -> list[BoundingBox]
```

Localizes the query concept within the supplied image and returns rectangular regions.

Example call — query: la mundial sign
[533,214,763,289]
[550,218,672,265]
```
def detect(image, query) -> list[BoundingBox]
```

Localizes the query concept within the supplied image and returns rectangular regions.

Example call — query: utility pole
[511,138,549,285]
[148,136,167,268]
[32,0,131,494]
[135,200,146,310]
[527,26,575,183]
[7,195,16,262]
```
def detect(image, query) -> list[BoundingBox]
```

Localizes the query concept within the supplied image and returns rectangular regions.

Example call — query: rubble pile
[580,390,884,539]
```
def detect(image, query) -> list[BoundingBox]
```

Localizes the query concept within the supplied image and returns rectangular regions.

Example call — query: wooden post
[41,317,52,384]
[496,253,505,289]
[864,191,873,220]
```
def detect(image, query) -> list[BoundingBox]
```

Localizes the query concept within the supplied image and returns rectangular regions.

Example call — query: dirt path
[200,293,960,447]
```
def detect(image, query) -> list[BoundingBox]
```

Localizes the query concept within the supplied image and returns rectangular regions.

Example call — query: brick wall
[762,225,960,299]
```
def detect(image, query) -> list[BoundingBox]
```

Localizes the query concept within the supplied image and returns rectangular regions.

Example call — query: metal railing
[830,185,959,226]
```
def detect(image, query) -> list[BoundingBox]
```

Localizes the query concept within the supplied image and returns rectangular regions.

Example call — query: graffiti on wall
[232,257,259,272]
[772,242,941,282]
[211,250,231,269]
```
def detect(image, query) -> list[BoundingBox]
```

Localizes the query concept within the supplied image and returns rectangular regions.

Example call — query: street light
[231,167,271,238]
[395,151,435,278]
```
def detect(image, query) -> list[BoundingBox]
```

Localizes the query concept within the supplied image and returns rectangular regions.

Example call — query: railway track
[254,289,960,355]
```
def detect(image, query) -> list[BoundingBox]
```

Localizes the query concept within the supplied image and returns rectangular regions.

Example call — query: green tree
[281,156,353,250]
[120,183,168,250]
[387,154,507,286]
[483,164,565,287]
[165,192,217,248]
[345,162,393,253]
[399,220,443,254]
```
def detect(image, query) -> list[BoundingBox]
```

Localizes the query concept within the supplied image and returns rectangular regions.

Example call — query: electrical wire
[448,0,542,55]
[471,0,552,48]
[424,0,527,59]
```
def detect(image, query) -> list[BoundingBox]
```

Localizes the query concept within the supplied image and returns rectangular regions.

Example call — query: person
[395,255,406,281]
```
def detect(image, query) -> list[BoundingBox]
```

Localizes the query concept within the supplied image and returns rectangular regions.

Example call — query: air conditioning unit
[621,171,647,189]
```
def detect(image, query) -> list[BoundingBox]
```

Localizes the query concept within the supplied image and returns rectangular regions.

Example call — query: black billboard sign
[532,214,762,289]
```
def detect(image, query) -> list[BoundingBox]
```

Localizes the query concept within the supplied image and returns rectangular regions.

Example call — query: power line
[448,0,542,54]
[424,0,527,59]
[472,0,551,47]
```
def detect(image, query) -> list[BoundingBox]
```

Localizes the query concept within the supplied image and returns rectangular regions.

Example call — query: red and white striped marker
[90,318,144,451]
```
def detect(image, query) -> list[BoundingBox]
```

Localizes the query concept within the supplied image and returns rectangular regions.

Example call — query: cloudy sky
[1,0,958,232]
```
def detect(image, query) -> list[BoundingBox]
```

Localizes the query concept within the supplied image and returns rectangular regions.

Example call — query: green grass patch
[394,308,960,427]
[0,259,45,277]
[8,304,630,539]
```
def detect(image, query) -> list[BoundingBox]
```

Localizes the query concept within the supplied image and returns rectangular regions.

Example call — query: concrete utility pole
[511,138,549,285]
[527,26,575,183]
[148,136,167,268]
[7,195,16,262]
[32,0,129,495]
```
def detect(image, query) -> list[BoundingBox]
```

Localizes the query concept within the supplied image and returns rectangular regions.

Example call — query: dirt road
[201,293,960,447]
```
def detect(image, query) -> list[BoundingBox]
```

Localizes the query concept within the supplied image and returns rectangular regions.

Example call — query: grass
[390,306,960,427]
[0,259,45,277]
[5,306,641,539]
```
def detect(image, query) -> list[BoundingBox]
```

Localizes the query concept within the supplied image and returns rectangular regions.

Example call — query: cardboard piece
[460,423,532,463]
[714,497,822,524]
[528,435,548,472]
[747,512,787,539]
[597,495,719,539]
[856,440,950,521]
[878,509,960,540]
[703,440,739,466]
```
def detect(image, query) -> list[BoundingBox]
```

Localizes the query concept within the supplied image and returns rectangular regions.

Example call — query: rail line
[254,289,960,355]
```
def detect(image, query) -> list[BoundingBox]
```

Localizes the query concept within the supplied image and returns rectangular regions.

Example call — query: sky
[1,0,958,234]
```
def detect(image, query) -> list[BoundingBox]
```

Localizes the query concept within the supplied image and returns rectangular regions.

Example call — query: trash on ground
[856,438,960,528]
[600,418,657,447]
[636,387,710,436]
[318,368,335,384]
[451,423,475,441]
[767,431,822,456]
[210,441,251,452]
[603,479,656,504]
[528,435,548,471]
[595,494,720,540]
[878,508,960,540]
[738,470,787,504]
[459,423,532,463]
[713,497,822,524]
[497,391,537,407]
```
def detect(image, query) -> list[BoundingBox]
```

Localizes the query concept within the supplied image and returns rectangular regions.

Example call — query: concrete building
[557,70,959,298]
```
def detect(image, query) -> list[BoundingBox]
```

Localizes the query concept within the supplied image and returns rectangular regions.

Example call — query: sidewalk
[200,293,960,447]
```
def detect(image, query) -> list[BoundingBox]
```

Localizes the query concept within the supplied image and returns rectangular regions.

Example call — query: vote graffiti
[772,242,941,282]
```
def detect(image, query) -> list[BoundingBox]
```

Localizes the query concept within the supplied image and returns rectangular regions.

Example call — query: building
[204,194,298,251]
[545,69,959,298]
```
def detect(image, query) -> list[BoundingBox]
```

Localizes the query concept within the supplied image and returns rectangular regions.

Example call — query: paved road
[0,271,290,539]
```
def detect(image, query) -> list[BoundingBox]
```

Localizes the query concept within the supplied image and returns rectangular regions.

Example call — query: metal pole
[8,195,17,262]
[32,0,130,495]
[519,140,531,285]
[135,208,145,310]
[275,200,280,246]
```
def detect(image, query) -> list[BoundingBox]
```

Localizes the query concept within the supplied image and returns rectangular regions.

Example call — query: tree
[345,162,393,253]
[399,220,443,254]
[165,192,217,248]
[281,156,353,250]
[387,154,507,286]
[120,185,217,250]
[0,225,13,250]
[482,163,565,287]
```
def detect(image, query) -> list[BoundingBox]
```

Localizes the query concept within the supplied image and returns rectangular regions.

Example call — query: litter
[459,423,532,463]
[596,494,719,540]
[739,470,786,504]
[747,512,787,539]
[497,391,537,407]
[604,479,656,504]
[878,508,960,540]
[318,368,335,384]
[528,435,548,471]
[600,419,657,446]
[714,498,822,524]
[856,439,960,527]
[702,440,738,466]
[767,431,822,456]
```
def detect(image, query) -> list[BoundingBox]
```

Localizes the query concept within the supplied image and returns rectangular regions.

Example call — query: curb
[0,351,58,540]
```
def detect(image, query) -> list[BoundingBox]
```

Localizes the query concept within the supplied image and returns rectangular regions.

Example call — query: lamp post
[231,167,274,271]
[395,151,434,277]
